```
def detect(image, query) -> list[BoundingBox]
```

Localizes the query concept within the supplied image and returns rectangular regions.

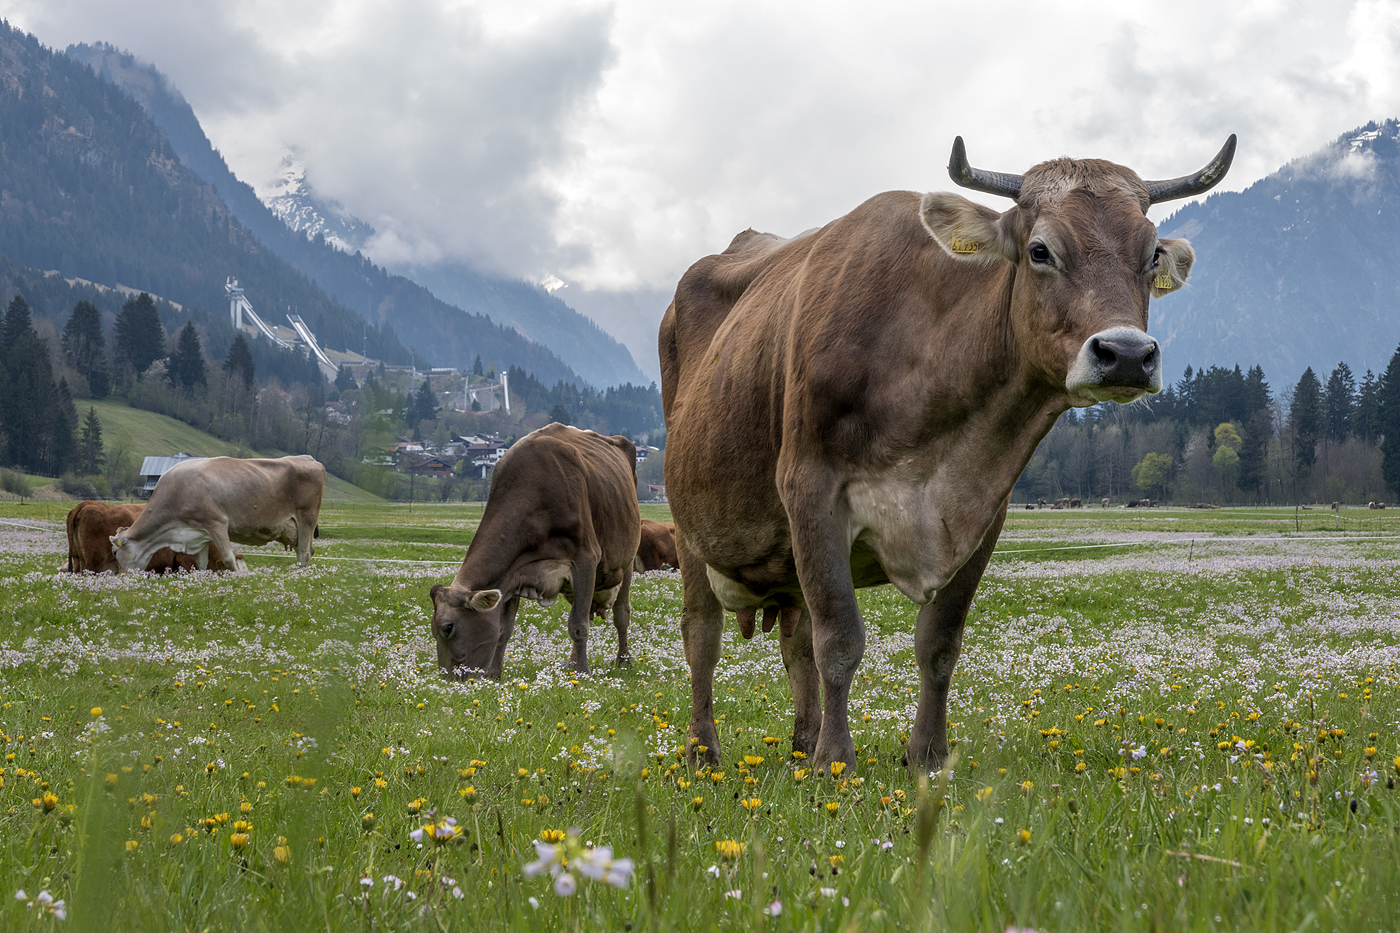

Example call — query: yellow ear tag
[949,236,980,254]
[1152,273,1174,290]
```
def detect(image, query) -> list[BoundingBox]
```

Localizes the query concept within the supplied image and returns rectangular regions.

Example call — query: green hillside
[85,400,382,504]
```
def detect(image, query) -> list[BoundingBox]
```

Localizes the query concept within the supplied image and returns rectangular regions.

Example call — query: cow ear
[1151,237,1195,297]
[109,534,125,549]
[919,192,1018,263]
[469,589,503,611]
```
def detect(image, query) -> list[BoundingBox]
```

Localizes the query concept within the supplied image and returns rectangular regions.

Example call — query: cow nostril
[1090,337,1118,368]
[1142,345,1158,376]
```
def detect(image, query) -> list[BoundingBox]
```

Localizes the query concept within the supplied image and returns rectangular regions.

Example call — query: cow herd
[57,134,1236,775]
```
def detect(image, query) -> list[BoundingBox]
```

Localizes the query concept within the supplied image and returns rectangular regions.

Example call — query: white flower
[14,891,26,902]
[766,900,783,916]
[529,897,540,910]
[724,889,743,899]
[575,846,635,888]
[554,873,578,896]
[1131,746,1147,760]
[524,841,564,878]
[359,878,374,887]
[452,887,464,900]
[706,864,721,878]
[820,887,837,897]
[381,875,404,891]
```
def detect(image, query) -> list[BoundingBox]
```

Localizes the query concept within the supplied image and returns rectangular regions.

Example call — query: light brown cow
[110,456,325,573]
[634,520,679,572]
[660,135,1234,770]
[64,500,215,574]
[429,424,641,678]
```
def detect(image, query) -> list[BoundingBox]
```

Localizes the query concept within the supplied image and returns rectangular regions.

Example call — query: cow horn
[1144,135,1237,204]
[947,136,1023,200]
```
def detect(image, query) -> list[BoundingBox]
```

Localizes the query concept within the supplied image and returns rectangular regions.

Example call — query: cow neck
[454,510,527,593]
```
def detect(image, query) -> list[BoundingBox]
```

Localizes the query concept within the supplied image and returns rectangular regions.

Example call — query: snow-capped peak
[256,151,374,254]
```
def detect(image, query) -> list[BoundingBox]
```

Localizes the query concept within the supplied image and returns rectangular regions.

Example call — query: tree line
[1016,357,1400,505]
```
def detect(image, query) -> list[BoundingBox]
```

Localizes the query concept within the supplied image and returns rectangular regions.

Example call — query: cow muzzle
[1065,326,1161,404]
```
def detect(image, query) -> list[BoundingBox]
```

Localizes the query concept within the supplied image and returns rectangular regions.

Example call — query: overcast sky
[8,0,1400,354]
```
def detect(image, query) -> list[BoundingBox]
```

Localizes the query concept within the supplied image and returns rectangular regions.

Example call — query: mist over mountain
[63,40,603,388]
[1156,120,1400,384]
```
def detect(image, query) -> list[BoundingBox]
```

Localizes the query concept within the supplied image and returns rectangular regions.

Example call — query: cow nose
[1089,331,1158,387]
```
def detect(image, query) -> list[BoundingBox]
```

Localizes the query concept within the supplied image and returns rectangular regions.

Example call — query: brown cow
[660,135,1234,770]
[634,519,679,572]
[429,424,641,678]
[64,500,223,573]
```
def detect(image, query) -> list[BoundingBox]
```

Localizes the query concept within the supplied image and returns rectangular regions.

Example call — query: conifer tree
[224,333,256,389]
[409,379,439,438]
[45,378,78,475]
[61,300,109,397]
[1379,347,1400,496]
[1289,367,1322,476]
[1356,369,1380,443]
[79,406,104,475]
[167,322,206,391]
[1324,362,1355,443]
[334,365,357,392]
[1,294,61,472]
[473,354,484,377]
[113,293,165,379]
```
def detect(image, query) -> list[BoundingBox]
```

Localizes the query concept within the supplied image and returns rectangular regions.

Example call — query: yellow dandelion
[691,796,704,810]
[168,833,184,846]
[825,802,840,816]
[361,813,377,832]
[744,755,765,767]
[715,839,747,860]
[350,787,361,799]
[793,769,810,783]
[1017,829,1031,845]
[274,845,291,864]
[763,736,779,746]
[230,833,251,850]
[407,797,426,815]
[540,829,566,843]
[741,797,762,811]
[91,707,103,717]
[124,840,138,854]
[975,786,993,802]
[460,786,477,803]
[1074,761,1087,773]
[710,771,725,784]
[830,762,847,776]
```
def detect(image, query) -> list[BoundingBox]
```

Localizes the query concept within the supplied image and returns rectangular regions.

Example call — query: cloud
[8,0,1400,322]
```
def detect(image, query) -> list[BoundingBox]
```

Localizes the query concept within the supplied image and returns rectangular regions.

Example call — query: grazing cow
[1052,497,1070,510]
[634,519,680,573]
[1036,498,1045,509]
[660,135,1234,769]
[64,500,217,574]
[1070,497,1083,508]
[109,456,325,573]
[429,424,641,678]
[1101,498,1110,508]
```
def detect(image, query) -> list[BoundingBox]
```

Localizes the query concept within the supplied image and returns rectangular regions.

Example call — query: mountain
[64,40,592,388]
[1156,120,1400,384]
[64,43,648,389]
[250,149,649,389]
[0,23,413,368]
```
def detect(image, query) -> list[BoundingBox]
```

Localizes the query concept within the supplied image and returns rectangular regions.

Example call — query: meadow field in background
[2,500,1399,931]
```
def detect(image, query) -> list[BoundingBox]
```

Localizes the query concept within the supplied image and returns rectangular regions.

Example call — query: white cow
[110,456,325,573]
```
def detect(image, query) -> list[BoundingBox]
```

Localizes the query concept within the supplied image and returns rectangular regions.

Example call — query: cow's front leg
[611,566,634,666]
[208,525,244,575]
[784,472,862,769]
[678,529,723,765]
[778,606,820,757]
[487,597,519,681]
[565,557,598,674]
[907,499,1006,775]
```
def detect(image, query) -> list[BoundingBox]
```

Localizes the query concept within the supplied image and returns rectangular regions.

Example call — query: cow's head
[429,583,505,679]
[920,136,1234,407]
[109,528,138,573]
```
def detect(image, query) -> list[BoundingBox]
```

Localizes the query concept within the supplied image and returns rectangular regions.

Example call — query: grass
[1,502,1399,930]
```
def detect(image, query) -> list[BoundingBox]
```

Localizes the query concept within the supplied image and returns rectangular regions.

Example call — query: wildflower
[741,797,762,811]
[459,786,477,803]
[763,736,779,746]
[1020,781,1034,793]
[793,769,810,783]
[540,829,566,843]
[574,845,635,888]
[1074,762,1087,773]
[710,772,725,784]
[361,813,377,832]
[744,755,765,767]
[274,845,291,864]
[350,787,361,799]
[125,840,138,853]
[15,890,66,921]
[976,787,993,803]
[104,773,118,789]
[830,762,847,777]
[1017,829,1032,845]
[825,802,840,816]
[724,889,743,899]
[407,797,426,815]
[233,821,252,833]
[715,839,747,860]
[792,751,807,760]
[240,801,253,815]
[169,833,184,846]
[766,900,783,916]
[230,833,250,850]
[410,817,463,845]
[91,707,102,717]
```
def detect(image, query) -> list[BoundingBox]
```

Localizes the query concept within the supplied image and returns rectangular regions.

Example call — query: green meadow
[2,501,1399,931]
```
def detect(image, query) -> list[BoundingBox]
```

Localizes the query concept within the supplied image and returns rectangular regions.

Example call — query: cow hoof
[613,654,633,667]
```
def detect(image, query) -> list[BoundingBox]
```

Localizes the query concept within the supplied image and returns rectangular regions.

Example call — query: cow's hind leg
[295,513,315,567]
[611,566,634,666]
[565,556,599,674]
[778,607,820,757]
[678,529,723,766]
[907,499,1007,775]
[208,525,243,575]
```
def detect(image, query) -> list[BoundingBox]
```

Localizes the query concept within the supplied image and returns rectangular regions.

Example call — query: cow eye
[439,622,454,640]
[1028,243,1052,265]
[1149,246,1163,270]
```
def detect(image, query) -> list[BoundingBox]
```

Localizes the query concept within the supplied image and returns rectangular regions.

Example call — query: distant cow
[430,424,641,678]
[1053,497,1070,510]
[64,501,216,574]
[1101,498,1110,508]
[109,456,325,573]
[1070,497,1083,508]
[634,519,679,572]
[1036,498,1045,509]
